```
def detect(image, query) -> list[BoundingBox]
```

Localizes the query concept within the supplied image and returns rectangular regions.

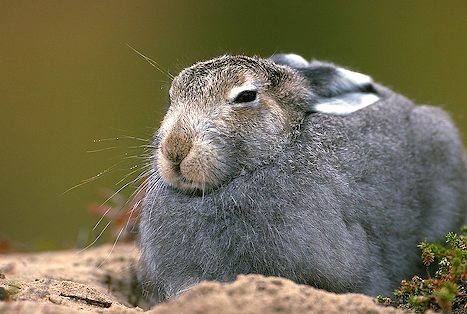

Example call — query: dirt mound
[0,244,412,313]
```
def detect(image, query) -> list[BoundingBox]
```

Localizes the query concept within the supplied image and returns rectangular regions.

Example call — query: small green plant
[376,226,467,313]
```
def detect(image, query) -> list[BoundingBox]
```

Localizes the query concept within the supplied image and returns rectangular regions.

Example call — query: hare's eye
[233,90,257,103]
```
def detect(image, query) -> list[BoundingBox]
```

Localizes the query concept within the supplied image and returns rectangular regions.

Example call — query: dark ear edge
[297,62,376,97]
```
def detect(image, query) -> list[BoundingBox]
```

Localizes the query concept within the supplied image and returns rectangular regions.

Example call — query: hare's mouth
[157,155,225,195]
[173,176,212,195]
[171,169,212,194]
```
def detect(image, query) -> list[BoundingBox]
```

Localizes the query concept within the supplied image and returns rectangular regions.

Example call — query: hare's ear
[270,53,310,68]
[270,54,380,115]
[298,62,380,115]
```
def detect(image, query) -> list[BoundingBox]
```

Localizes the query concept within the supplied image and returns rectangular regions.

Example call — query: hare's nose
[160,133,193,165]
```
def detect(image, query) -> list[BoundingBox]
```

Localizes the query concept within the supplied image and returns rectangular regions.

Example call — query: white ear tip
[314,93,380,115]
[337,68,373,86]
[277,54,309,68]
[284,54,309,67]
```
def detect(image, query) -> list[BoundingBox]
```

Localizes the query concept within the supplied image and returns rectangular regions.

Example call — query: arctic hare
[138,53,466,302]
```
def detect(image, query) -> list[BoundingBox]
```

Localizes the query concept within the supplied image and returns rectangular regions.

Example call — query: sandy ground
[0,243,415,314]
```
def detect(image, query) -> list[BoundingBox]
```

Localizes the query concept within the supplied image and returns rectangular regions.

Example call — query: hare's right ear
[298,61,380,115]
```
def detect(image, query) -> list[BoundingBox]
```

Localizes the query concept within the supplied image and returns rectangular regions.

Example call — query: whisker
[91,170,146,231]
[92,163,149,230]
[63,162,123,194]
[114,167,150,213]
[114,164,147,186]
[78,220,112,253]
[71,131,155,256]
[93,135,149,143]
[201,172,206,202]
[97,184,144,268]
[83,168,150,253]
[126,44,174,80]
[128,144,156,150]
[122,155,151,161]
[97,196,143,268]
[87,146,119,153]
[65,135,151,194]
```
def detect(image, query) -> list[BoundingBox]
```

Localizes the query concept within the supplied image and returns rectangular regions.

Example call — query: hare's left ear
[270,53,310,68]
[300,62,380,115]
[270,54,380,115]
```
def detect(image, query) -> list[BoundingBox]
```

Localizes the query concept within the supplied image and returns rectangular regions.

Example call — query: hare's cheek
[180,144,227,189]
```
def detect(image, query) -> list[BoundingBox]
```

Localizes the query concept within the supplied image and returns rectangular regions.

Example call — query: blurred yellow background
[1,1,466,250]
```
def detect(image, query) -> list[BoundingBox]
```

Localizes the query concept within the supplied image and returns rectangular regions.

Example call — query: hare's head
[155,54,379,194]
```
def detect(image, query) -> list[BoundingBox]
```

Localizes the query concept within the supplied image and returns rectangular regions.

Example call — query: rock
[149,274,412,314]
[0,244,412,313]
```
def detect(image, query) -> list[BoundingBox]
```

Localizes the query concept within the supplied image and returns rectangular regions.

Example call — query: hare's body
[138,55,466,302]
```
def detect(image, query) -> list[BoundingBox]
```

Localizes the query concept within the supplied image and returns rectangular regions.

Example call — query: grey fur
[138,54,466,303]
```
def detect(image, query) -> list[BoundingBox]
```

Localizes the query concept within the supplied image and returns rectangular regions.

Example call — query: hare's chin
[167,175,217,195]
[159,165,216,194]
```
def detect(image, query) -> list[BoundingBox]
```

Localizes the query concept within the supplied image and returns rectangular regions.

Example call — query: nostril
[171,152,186,165]
[165,149,190,165]
[160,135,193,165]
[172,163,181,175]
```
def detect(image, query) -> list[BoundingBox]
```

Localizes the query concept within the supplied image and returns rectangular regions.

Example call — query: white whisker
[93,135,149,142]
[115,164,146,186]
[86,146,120,153]
[126,44,174,80]
[78,220,112,253]
[92,171,146,231]
[97,196,142,268]
[63,162,122,194]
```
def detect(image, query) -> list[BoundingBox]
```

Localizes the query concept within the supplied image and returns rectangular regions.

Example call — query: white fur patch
[280,54,309,68]
[314,93,380,115]
[337,68,373,86]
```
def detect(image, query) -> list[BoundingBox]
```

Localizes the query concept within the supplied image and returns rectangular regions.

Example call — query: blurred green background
[1,1,466,250]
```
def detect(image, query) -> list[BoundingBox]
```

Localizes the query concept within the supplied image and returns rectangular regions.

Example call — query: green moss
[375,295,392,306]
[376,227,466,313]
[6,284,21,298]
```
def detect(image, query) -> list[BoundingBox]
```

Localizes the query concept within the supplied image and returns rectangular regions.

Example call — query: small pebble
[0,286,8,301]
[49,295,63,305]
